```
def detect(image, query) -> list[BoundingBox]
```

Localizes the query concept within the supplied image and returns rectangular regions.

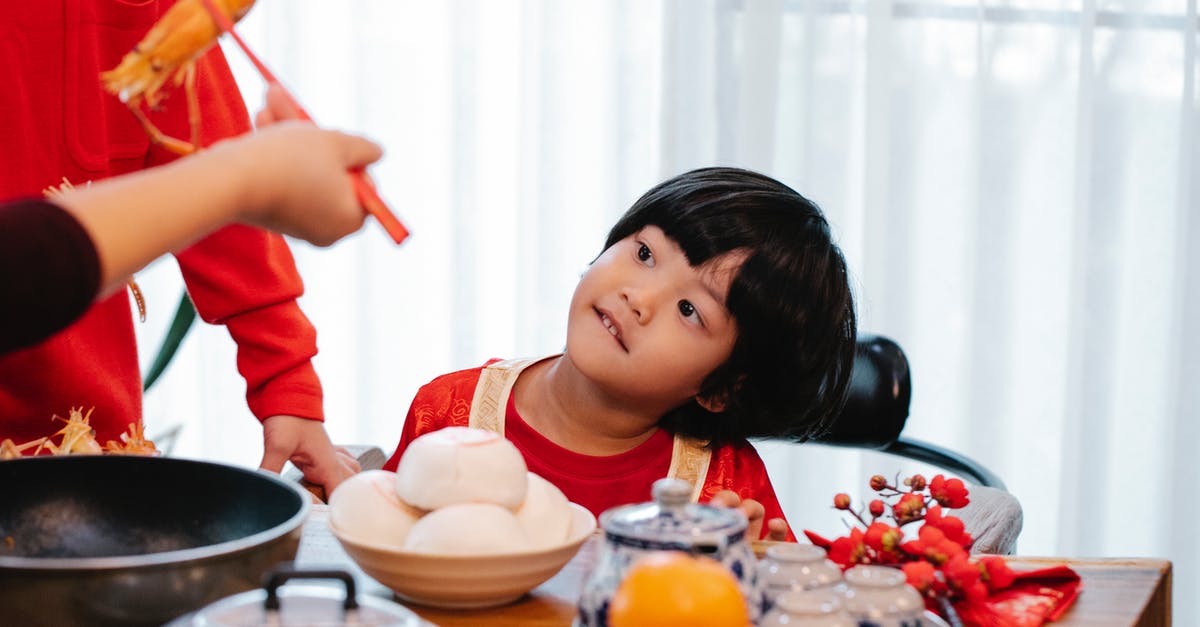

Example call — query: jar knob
[651,477,692,507]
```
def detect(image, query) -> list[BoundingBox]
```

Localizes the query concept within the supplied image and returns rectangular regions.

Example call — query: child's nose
[621,284,661,323]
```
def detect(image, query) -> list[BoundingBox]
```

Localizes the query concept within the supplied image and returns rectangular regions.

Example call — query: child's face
[565,225,741,413]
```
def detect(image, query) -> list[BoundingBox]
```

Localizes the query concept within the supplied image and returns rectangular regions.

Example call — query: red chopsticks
[199,0,409,244]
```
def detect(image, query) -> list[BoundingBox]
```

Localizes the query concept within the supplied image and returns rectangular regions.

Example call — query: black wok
[0,455,309,626]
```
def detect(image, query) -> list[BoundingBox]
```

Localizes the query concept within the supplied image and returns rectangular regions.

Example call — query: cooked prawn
[0,437,48,460]
[101,0,410,244]
[104,422,160,456]
[36,407,103,455]
[101,0,257,154]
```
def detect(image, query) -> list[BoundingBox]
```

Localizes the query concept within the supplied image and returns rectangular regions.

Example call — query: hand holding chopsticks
[199,0,409,244]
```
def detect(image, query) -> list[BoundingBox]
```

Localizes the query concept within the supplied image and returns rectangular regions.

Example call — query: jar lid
[181,584,424,626]
[844,564,906,588]
[598,478,747,551]
[169,567,426,627]
[774,588,845,615]
[764,543,828,563]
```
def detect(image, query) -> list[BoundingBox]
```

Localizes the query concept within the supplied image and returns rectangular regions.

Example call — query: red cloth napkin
[950,565,1081,627]
[802,530,1081,626]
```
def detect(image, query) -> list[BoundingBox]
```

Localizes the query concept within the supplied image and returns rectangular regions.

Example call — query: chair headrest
[815,334,911,449]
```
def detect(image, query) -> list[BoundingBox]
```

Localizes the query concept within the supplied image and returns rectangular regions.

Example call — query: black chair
[816,334,1006,491]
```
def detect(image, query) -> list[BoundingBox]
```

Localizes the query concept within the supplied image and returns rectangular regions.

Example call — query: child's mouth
[596,308,627,351]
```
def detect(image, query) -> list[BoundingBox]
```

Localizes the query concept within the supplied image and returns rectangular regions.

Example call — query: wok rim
[0,455,310,572]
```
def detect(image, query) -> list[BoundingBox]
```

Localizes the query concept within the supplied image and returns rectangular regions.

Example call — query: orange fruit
[608,551,751,627]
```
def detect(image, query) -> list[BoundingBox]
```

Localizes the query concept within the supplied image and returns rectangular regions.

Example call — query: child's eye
[678,300,700,322]
[637,243,655,267]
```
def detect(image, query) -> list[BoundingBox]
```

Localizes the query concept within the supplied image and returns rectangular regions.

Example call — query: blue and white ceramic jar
[576,478,765,626]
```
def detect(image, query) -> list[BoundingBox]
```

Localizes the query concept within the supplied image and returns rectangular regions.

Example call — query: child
[382,167,857,540]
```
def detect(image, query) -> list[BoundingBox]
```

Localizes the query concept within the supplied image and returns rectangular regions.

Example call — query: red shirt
[0,1,323,445]
[383,362,796,541]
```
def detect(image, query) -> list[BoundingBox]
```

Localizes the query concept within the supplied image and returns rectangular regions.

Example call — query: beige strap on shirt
[466,357,712,502]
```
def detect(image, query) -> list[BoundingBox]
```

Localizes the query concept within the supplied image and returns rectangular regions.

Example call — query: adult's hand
[259,414,361,498]
[215,122,382,246]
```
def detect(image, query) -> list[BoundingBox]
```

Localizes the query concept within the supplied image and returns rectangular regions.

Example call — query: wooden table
[295,506,1172,626]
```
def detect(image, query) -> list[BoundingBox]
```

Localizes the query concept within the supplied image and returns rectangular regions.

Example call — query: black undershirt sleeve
[0,198,101,354]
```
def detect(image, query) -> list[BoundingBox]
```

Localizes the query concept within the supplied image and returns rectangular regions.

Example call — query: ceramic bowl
[331,502,596,608]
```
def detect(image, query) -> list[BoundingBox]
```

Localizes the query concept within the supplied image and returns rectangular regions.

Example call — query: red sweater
[0,1,323,445]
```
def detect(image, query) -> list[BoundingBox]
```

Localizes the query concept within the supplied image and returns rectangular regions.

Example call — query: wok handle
[262,562,359,611]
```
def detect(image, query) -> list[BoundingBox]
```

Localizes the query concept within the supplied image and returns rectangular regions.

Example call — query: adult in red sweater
[1,118,383,354]
[0,1,356,492]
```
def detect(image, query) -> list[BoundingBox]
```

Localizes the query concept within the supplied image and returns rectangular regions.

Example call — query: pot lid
[599,478,747,549]
[171,567,427,627]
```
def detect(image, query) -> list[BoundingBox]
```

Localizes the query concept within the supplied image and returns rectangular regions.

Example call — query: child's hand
[708,490,791,541]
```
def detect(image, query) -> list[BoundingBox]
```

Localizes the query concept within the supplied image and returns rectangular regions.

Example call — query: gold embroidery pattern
[468,357,538,435]
[668,436,713,503]
[467,356,712,500]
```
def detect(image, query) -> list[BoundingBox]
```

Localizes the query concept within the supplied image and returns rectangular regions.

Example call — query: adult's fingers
[333,446,364,474]
[258,447,289,474]
[264,82,305,122]
[334,132,384,169]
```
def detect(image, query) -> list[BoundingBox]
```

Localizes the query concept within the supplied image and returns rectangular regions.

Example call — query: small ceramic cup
[758,543,843,606]
[840,565,926,627]
[760,587,857,626]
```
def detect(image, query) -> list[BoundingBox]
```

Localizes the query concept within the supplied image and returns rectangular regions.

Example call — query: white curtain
[135,0,1197,621]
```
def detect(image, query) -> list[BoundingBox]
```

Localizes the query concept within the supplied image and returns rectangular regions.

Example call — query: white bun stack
[329,427,575,555]
[329,469,424,546]
[395,426,528,509]
[515,472,574,549]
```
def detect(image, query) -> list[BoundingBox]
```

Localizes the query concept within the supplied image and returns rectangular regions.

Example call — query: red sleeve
[148,45,324,422]
[0,199,100,353]
[382,401,423,472]
[700,441,797,541]
[382,366,484,471]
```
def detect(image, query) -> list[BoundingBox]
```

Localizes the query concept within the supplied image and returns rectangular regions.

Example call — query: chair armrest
[884,438,1006,491]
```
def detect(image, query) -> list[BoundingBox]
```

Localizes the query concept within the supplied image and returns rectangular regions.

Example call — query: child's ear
[696,375,744,413]
[695,392,728,413]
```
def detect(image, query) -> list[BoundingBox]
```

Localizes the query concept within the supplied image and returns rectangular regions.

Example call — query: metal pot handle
[262,562,359,611]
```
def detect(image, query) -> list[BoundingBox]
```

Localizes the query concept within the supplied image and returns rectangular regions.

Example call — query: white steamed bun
[514,472,573,549]
[395,427,528,510]
[403,503,533,554]
[329,470,423,547]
